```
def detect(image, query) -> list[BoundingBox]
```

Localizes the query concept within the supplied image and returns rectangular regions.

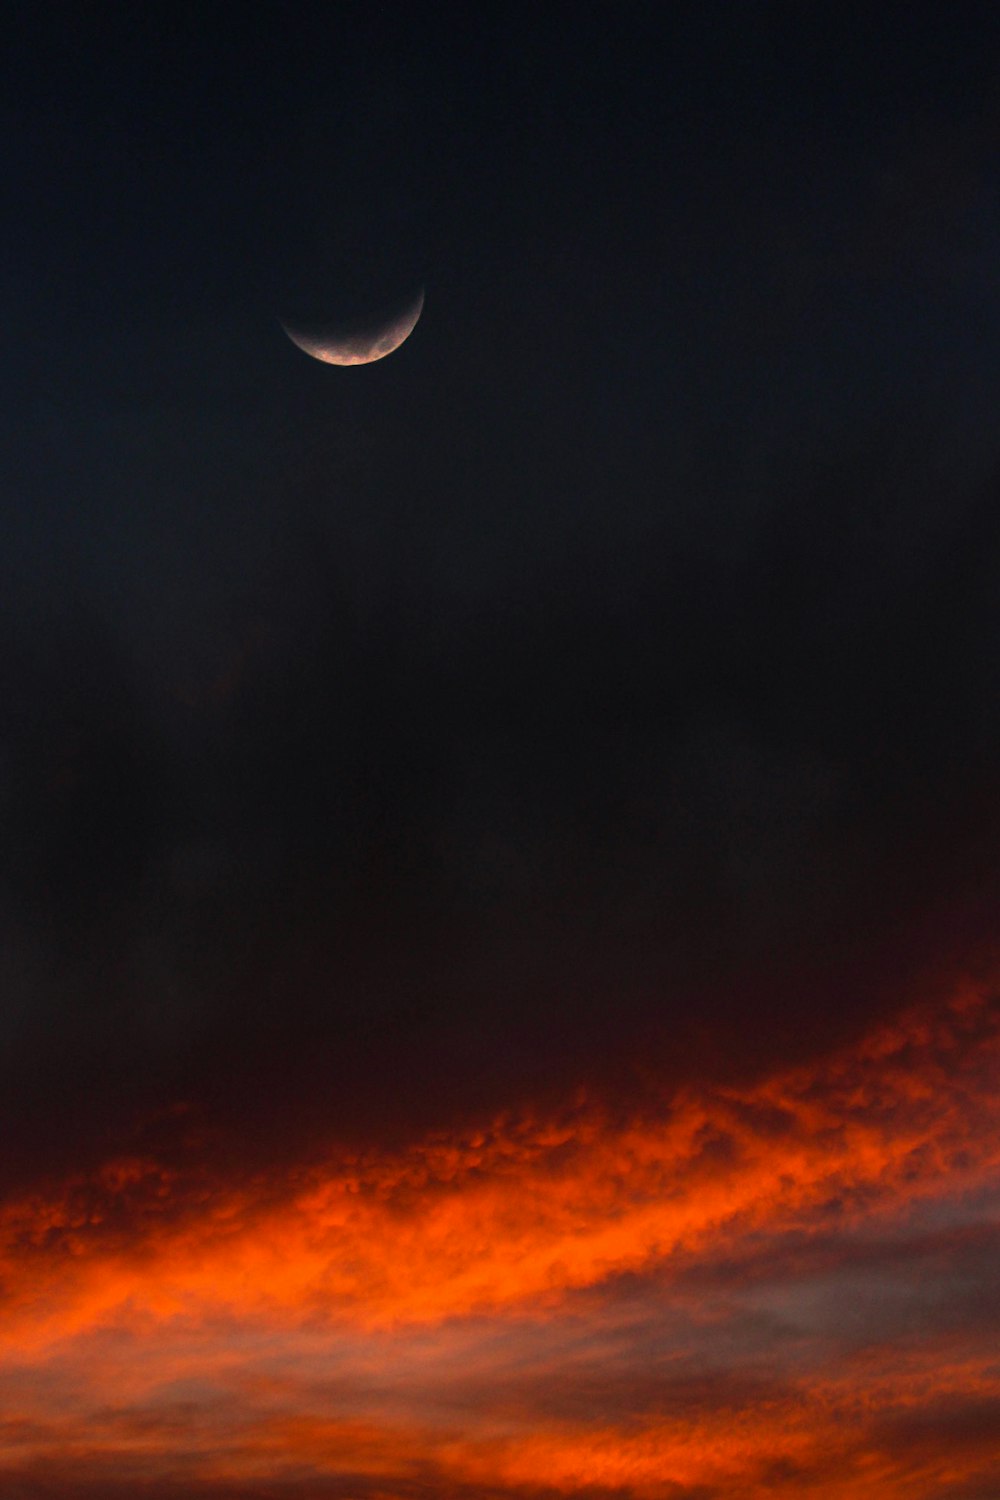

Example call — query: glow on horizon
[1,977,998,1498]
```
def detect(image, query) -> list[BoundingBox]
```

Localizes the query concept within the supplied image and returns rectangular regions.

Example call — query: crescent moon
[280,287,425,366]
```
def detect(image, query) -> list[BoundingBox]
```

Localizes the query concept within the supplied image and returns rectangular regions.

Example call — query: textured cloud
[1,978,997,1497]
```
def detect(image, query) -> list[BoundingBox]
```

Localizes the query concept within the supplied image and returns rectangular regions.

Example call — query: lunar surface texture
[281,287,425,366]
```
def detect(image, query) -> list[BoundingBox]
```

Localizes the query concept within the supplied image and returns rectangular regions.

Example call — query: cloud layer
[2,976,997,1498]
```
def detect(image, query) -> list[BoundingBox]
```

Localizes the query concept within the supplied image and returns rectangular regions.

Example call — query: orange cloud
[1,977,998,1496]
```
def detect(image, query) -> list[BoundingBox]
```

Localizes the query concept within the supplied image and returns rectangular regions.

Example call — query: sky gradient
[2,4,1000,1496]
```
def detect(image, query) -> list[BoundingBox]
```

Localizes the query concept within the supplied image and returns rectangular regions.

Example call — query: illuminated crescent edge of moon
[280,288,425,366]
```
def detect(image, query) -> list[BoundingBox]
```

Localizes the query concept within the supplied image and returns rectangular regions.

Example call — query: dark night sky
[3,0,1000,1189]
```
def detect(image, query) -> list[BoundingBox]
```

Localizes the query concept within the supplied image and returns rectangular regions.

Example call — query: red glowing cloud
[1,978,998,1497]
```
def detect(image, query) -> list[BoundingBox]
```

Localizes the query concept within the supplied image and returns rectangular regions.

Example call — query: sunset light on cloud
[3,976,998,1498]
[6,6,1000,1498]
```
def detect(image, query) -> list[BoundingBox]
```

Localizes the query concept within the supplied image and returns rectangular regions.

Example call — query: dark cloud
[2,436,999,1185]
[0,1480,674,1500]
[876,1395,1000,1461]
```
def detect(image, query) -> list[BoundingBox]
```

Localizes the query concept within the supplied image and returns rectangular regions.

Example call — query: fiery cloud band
[2,979,998,1498]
